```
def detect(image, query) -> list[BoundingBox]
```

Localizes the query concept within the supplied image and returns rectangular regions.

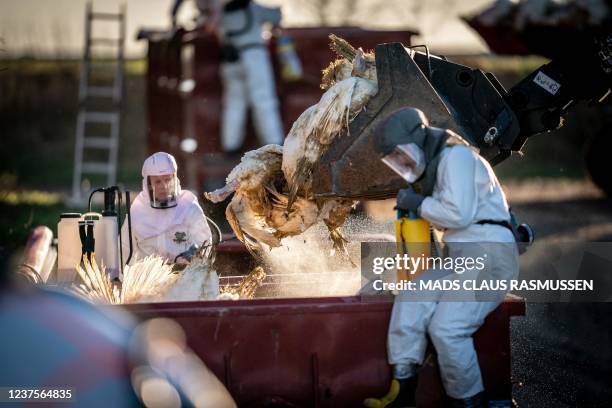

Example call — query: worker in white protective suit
[121,152,212,267]
[364,108,519,408]
[171,0,285,154]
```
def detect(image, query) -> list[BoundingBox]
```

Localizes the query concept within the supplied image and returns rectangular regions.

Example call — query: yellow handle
[399,217,430,243]
[395,217,431,282]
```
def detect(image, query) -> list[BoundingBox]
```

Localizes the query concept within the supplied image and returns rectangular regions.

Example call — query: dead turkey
[205,35,379,259]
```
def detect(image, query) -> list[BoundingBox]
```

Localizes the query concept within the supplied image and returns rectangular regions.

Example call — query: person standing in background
[171,0,285,155]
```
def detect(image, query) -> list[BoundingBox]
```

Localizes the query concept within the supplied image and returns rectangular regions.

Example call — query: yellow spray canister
[276,35,303,82]
[395,209,431,282]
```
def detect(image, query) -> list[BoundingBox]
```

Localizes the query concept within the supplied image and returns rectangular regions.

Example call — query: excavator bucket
[312,42,520,200]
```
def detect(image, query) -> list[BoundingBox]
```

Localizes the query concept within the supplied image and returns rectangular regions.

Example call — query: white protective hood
[130,152,198,239]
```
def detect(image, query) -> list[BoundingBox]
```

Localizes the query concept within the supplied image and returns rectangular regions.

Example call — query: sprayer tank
[57,213,82,283]
[57,212,121,283]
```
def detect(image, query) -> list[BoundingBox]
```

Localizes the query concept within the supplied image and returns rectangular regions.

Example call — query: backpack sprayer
[57,186,133,283]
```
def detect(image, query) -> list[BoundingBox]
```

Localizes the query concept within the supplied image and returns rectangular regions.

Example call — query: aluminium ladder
[71,1,126,203]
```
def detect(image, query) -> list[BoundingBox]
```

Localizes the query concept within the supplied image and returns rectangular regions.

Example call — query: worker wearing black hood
[365,108,519,408]
[377,107,469,197]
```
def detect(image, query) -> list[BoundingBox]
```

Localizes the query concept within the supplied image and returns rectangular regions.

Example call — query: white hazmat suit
[121,152,212,265]
[388,144,519,399]
[217,0,285,152]
[170,0,284,152]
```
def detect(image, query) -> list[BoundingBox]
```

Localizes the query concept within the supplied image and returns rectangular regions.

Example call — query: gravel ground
[363,179,612,407]
[507,180,612,407]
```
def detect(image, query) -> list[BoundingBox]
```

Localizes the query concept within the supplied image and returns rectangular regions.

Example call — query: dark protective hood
[377,107,469,195]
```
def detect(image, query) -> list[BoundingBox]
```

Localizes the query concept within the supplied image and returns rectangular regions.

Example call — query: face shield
[381,143,426,183]
[147,174,179,209]
[142,152,181,209]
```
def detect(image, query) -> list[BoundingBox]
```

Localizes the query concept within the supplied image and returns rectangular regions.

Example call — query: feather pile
[72,255,176,304]
[71,244,220,304]
[163,245,220,301]
[206,35,379,257]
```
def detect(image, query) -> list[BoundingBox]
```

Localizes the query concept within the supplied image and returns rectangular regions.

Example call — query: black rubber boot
[448,391,487,408]
[363,377,417,408]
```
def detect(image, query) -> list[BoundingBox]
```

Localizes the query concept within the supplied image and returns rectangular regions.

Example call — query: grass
[0,57,146,192]
[0,190,63,206]
[0,58,147,76]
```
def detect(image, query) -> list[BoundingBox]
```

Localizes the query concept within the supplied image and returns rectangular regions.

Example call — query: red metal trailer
[121,241,525,407]
[126,288,524,407]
